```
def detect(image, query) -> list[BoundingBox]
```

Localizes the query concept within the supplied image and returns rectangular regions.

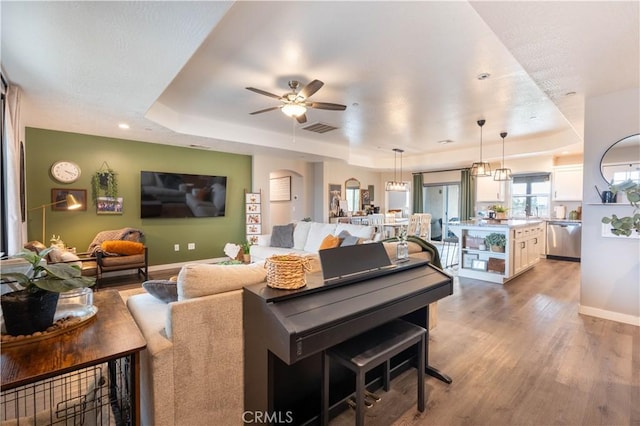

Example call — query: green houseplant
[91,167,118,204]
[485,232,506,252]
[240,240,252,263]
[490,204,509,219]
[1,248,95,336]
[601,180,640,237]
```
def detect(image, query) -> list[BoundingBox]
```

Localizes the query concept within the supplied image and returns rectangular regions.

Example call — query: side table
[1,290,146,425]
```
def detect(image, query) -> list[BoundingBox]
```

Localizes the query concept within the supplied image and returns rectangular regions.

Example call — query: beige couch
[122,262,268,426]
[250,221,377,263]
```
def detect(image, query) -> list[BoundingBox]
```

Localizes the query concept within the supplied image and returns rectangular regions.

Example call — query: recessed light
[118,123,130,129]
[565,91,576,97]
[476,72,491,80]
[438,139,454,144]
[352,102,359,107]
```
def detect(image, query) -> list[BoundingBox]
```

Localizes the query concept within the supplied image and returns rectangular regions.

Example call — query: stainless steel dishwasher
[546,220,581,261]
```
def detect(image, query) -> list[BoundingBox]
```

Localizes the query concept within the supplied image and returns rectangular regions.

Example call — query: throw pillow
[177,263,267,300]
[142,280,178,303]
[270,223,294,248]
[319,234,341,250]
[101,240,145,255]
[340,235,360,246]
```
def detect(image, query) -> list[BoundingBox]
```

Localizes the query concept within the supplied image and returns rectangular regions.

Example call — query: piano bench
[321,319,426,426]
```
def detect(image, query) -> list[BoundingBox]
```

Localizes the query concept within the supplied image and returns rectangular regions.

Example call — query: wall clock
[50,160,81,183]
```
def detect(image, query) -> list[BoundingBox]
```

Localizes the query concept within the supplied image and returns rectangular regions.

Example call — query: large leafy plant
[601,180,640,237]
[1,248,95,293]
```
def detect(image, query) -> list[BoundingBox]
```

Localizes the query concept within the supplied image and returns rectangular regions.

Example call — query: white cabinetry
[476,177,505,202]
[511,224,544,275]
[552,166,583,201]
[451,221,544,285]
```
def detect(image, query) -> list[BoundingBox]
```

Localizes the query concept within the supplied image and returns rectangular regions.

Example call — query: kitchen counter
[449,220,545,284]
[453,219,545,229]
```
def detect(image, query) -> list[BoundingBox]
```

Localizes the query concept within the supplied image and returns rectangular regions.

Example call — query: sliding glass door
[422,184,459,241]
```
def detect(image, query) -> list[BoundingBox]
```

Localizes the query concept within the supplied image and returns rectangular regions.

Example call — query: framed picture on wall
[270,176,291,201]
[360,189,371,207]
[51,188,87,211]
[328,184,341,214]
[368,185,374,202]
[96,197,123,215]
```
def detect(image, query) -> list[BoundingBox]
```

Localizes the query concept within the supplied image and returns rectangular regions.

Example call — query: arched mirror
[345,178,361,214]
[600,133,640,184]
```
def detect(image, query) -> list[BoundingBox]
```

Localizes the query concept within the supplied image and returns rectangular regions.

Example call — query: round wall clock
[50,160,81,183]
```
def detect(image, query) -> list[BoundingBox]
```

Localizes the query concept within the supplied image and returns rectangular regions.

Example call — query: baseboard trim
[578,305,640,326]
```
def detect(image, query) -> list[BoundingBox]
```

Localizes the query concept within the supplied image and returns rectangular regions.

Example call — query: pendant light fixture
[470,119,492,177]
[494,131,512,181]
[386,148,409,191]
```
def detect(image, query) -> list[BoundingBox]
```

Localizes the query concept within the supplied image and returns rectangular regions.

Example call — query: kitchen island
[449,219,545,284]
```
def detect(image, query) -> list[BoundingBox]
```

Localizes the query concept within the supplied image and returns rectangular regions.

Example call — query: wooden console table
[1,290,146,425]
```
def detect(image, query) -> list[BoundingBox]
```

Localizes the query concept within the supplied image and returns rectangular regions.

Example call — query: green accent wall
[25,128,252,266]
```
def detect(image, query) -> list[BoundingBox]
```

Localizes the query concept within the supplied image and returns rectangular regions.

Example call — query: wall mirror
[600,133,640,184]
[345,178,361,213]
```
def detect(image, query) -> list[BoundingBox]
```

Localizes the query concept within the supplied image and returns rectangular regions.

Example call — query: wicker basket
[264,255,312,290]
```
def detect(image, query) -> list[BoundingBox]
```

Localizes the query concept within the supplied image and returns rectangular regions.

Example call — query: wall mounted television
[140,171,227,218]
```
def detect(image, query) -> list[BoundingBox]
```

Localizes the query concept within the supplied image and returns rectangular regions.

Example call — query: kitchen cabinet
[450,220,543,284]
[552,166,583,201]
[512,224,544,274]
[475,177,505,202]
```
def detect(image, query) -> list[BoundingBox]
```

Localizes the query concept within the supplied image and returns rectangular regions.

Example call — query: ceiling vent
[301,122,339,134]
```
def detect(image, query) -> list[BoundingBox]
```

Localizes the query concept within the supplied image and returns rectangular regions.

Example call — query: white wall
[581,88,640,326]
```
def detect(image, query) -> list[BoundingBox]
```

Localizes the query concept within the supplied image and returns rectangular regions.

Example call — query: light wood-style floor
[104,259,639,425]
[332,258,640,426]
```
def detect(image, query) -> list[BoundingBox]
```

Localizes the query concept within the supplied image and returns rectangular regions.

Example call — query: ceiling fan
[246,79,346,124]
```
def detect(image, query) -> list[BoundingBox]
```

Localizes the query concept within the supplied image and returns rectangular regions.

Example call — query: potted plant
[601,180,640,236]
[485,233,506,253]
[241,240,252,264]
[490,205,509,220]
[0,248,95,336]
[91,167,118,204]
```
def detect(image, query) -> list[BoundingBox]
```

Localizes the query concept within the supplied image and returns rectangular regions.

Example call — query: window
[511,173,551,218]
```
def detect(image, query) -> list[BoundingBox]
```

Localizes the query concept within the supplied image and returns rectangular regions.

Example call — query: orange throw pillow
[101,240,144,255]
[319,234,341,250]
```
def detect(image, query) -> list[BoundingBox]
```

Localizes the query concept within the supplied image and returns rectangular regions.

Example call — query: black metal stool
[442,236,459,268]
[321,319,426,425]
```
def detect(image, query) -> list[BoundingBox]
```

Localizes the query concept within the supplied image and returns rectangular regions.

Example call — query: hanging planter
[91,162,118,204]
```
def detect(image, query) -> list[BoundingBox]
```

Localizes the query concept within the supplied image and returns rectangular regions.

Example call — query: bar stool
[321,319,426,426]
[442,236,459,268]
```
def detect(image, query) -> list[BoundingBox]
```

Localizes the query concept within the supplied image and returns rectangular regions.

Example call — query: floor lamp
[29,194,82,243]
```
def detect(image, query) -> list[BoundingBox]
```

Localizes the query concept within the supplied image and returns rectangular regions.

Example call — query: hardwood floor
[102,259,639,425]
[333,259,639,426]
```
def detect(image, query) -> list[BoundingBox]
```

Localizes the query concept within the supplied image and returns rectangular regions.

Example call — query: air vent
[301,122,339,134]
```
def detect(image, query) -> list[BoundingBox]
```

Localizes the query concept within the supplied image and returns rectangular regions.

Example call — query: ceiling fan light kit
[494,131,512,181]
[246,79,346,124]
[281,103,307,117]
[386,148,409,192]
[470,119,492,177]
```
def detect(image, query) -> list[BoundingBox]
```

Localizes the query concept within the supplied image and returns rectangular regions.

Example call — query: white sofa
[122,262,268,426]
[250,221,377,263]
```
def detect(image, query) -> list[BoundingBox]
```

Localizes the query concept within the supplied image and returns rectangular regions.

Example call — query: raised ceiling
[2,1,639,171]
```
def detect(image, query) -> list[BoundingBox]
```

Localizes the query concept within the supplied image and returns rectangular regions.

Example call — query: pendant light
[470,119,492,177]
[494,131,512,181]
[386,148,409,191]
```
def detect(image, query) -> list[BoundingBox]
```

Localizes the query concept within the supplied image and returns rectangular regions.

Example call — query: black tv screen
[140,171,227,218]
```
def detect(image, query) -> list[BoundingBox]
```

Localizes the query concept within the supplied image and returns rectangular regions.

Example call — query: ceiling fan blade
[249,106,281,115]
[309,102,347,111]
[299,79,324,99]
[246,87,282,100]
[296,114,308,124]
